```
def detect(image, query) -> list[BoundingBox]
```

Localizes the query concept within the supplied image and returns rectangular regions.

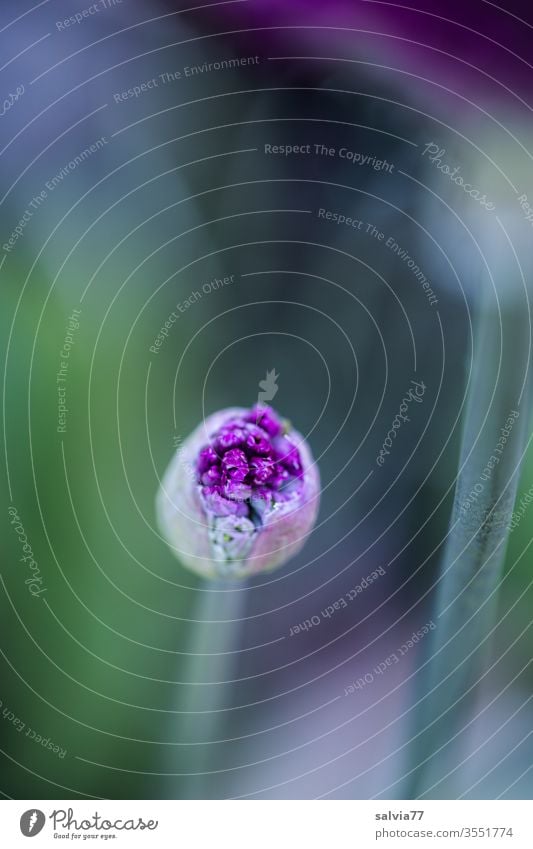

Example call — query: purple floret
[222,448,248,470]
[201,465,222,486]
[214,426,247,452]
[197,445,219,474]
[197,405,303,520]
[245,405,283,437]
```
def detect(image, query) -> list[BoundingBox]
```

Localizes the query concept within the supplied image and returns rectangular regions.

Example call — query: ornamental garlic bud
[156,405,320,579]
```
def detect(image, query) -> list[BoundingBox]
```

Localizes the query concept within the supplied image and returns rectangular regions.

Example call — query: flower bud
[156,406,320,579]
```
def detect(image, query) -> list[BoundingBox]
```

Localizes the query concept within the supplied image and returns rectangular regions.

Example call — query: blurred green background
[1,0,533,800]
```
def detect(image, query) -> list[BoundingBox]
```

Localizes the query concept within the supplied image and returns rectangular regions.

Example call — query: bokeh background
[1,0,533,799]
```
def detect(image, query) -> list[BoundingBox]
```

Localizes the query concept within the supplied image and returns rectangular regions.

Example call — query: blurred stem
[408,297,531,798]
[169,581,246,799]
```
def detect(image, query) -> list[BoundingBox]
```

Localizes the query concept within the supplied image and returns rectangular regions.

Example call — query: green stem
[166,581,246,799]
[408,299,531,797]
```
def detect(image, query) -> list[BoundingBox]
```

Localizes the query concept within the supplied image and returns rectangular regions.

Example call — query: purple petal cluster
[197,406,304,522]
[156,405,320,579]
